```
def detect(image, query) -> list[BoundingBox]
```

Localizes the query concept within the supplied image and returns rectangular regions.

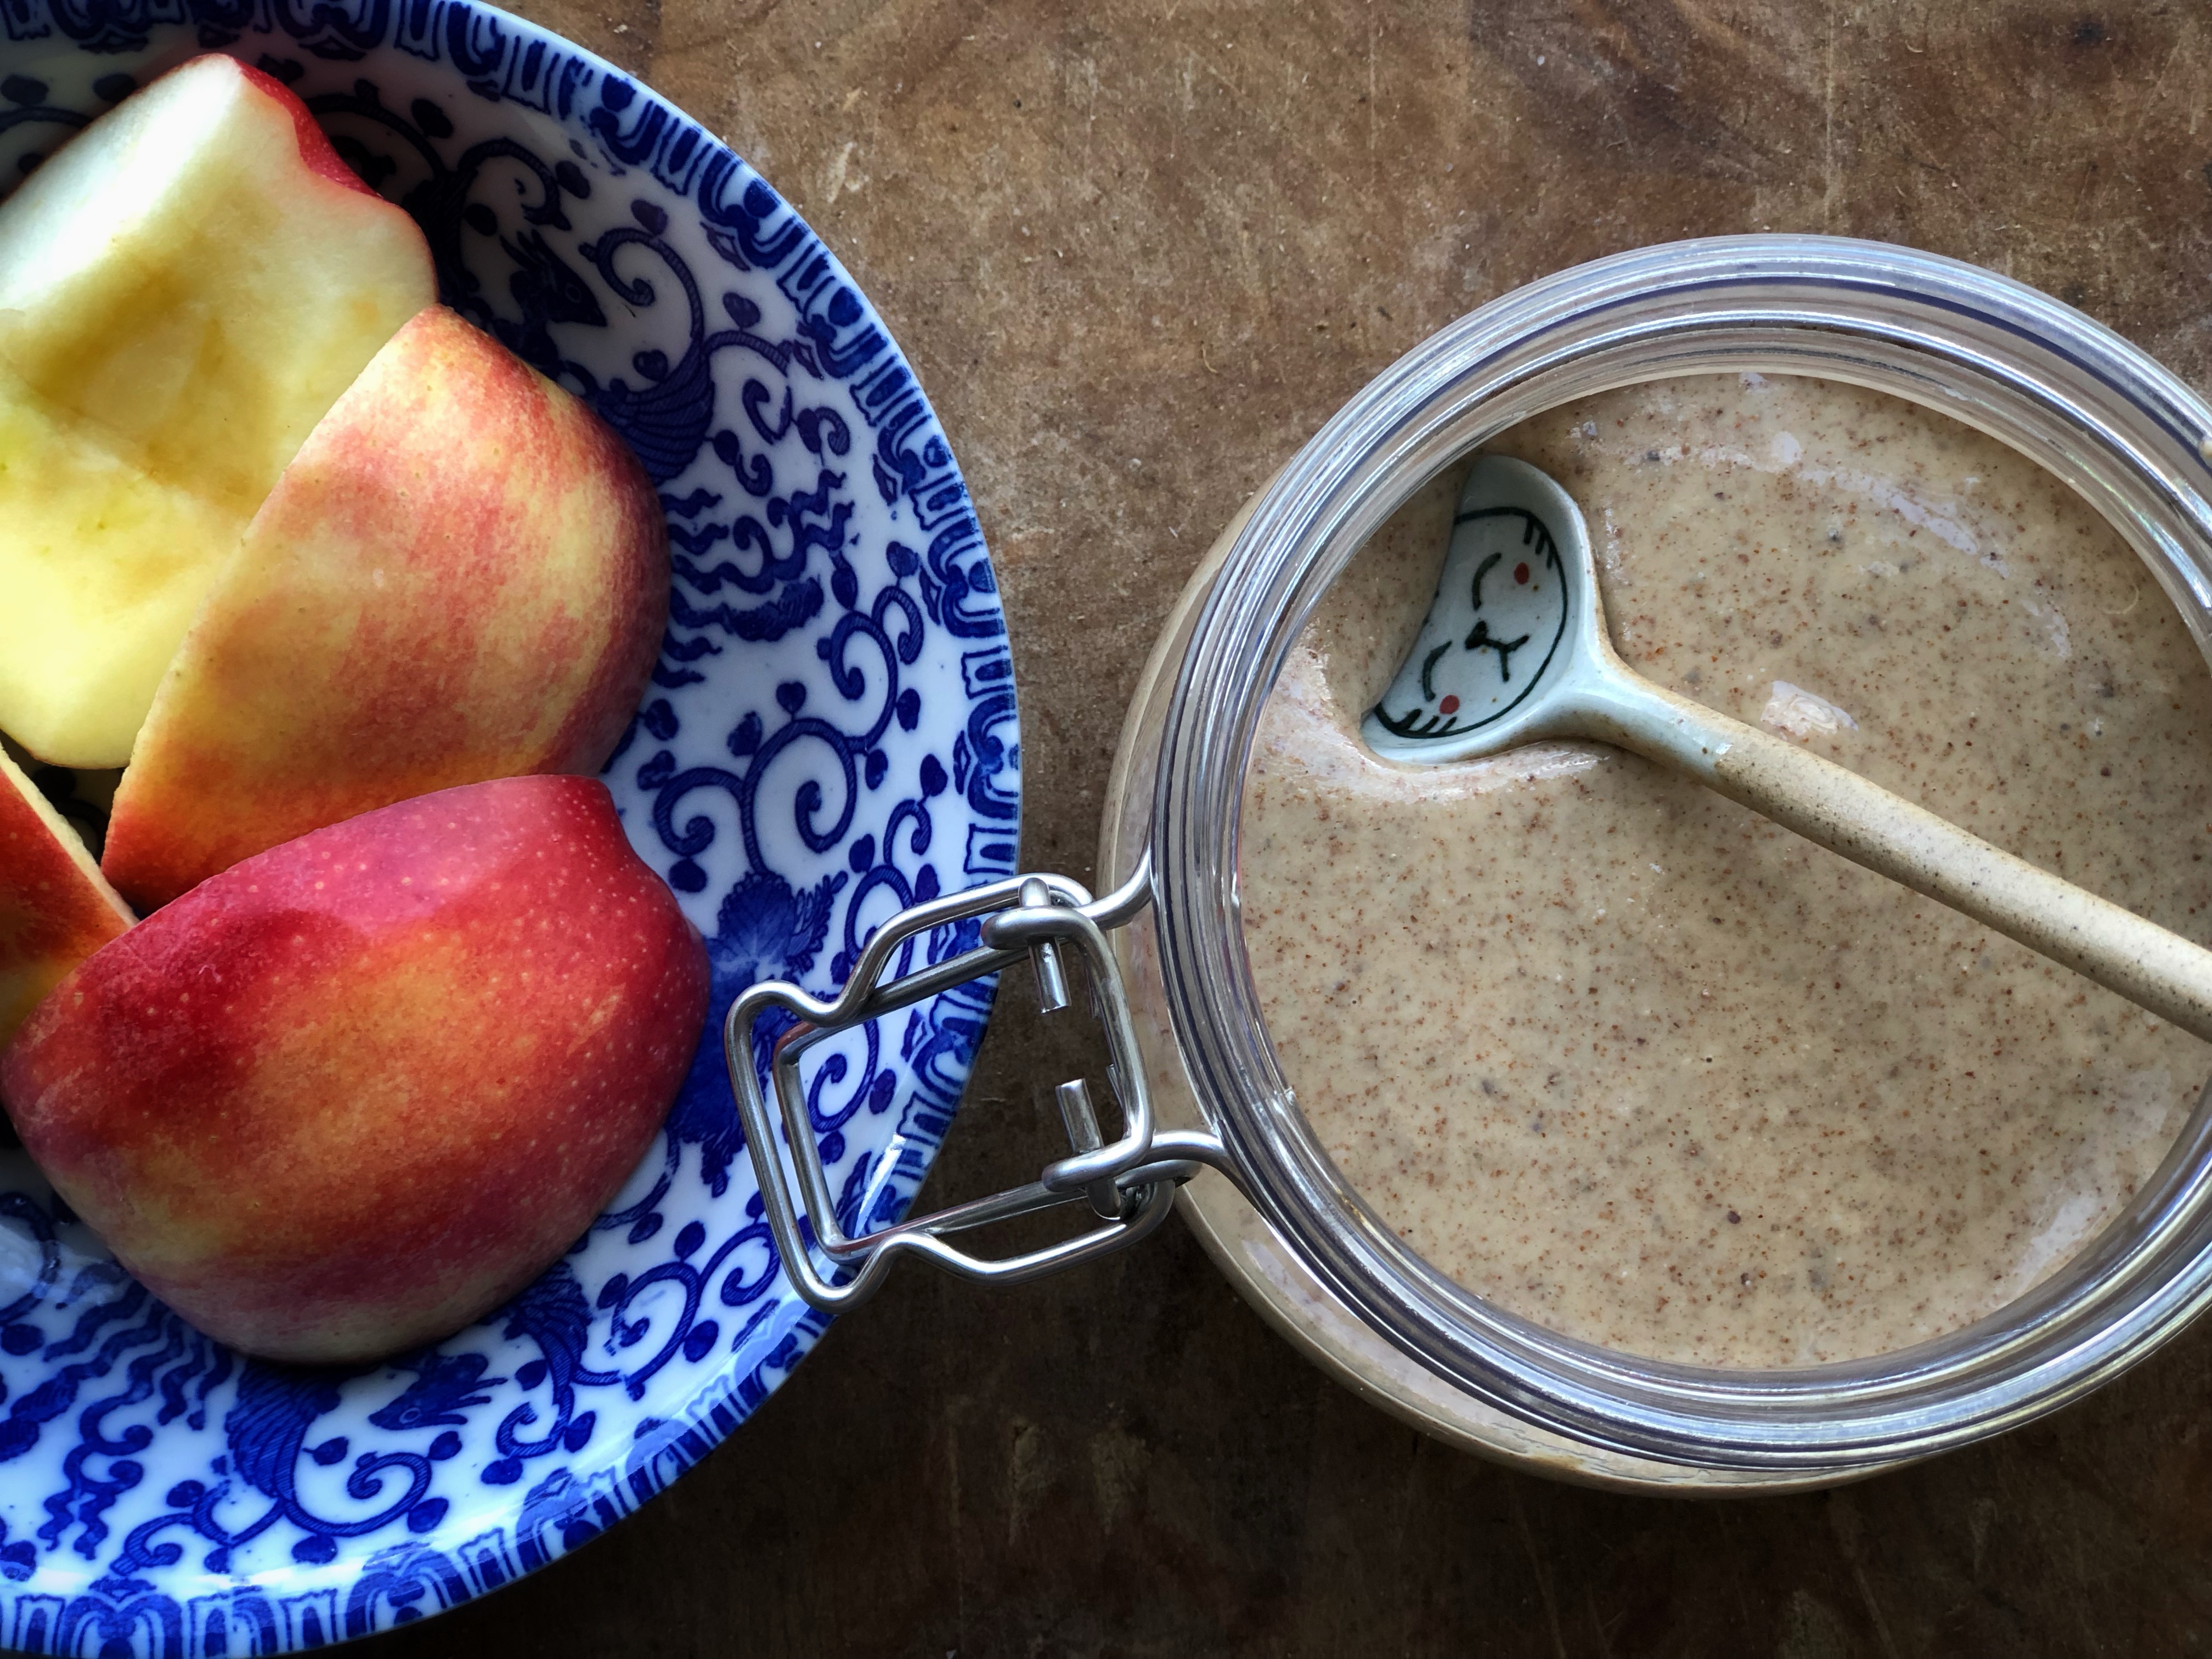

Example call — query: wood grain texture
[359,3,2212,1652]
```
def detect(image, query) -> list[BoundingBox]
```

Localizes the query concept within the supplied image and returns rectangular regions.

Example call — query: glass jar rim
[1146,233,2212,1472]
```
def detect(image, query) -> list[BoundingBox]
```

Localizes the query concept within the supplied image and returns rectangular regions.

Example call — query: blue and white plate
[0,7,1017,1650]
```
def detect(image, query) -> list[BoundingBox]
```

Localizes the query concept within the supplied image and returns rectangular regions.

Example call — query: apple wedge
[0,746,133,1046]
[0,54,436,768]
[1,776,708,1364]
[103,304,669,912]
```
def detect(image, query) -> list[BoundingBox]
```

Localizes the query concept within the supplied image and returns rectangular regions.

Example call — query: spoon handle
[1587,678,2212,1045]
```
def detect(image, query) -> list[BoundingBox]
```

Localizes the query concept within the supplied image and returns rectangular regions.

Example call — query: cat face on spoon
[1363,457,1590,764]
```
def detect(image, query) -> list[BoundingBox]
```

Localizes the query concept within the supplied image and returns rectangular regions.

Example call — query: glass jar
[1096,234,2212,1489]
[736,233,2212,1492]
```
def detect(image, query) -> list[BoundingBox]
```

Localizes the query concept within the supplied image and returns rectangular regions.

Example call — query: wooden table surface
[361,3,2212,1654]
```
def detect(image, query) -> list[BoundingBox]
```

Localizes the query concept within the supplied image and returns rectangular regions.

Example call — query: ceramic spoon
[1361,454,2212,1044]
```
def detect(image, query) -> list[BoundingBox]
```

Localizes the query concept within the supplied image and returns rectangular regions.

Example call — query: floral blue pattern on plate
[0,4,1018,1649]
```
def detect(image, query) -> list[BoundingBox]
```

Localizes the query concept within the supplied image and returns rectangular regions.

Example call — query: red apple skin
[0,776,708,1364]
[0,747,132,1045]
[101,304,669,911]
[233,61,381,198]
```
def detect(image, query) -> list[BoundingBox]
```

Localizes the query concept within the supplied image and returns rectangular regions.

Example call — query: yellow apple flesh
[0,54,436,767]
[0,745,132,1045]
[102,304,669,912]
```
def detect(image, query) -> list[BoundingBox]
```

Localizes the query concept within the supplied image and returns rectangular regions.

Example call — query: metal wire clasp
[729,853,1232,1311]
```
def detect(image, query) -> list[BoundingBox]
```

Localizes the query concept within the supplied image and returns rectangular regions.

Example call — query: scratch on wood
[1508,1481,1568,1659]
[1822,0,1839,230]
[1367,0,1378,187]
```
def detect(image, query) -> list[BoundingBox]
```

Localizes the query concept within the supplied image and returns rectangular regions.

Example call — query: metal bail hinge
[729,853,1232,1312]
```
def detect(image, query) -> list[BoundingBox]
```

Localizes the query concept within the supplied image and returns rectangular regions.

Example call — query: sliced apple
[0,744,133,1045]
[0,54,436,768]
[101,304,668,912]
[1,775,707,1363]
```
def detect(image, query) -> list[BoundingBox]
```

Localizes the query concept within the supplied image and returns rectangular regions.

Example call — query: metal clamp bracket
[730,853,1234,1311]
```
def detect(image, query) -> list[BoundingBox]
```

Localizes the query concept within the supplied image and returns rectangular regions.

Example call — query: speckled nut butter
[1237,372,2212,1369]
